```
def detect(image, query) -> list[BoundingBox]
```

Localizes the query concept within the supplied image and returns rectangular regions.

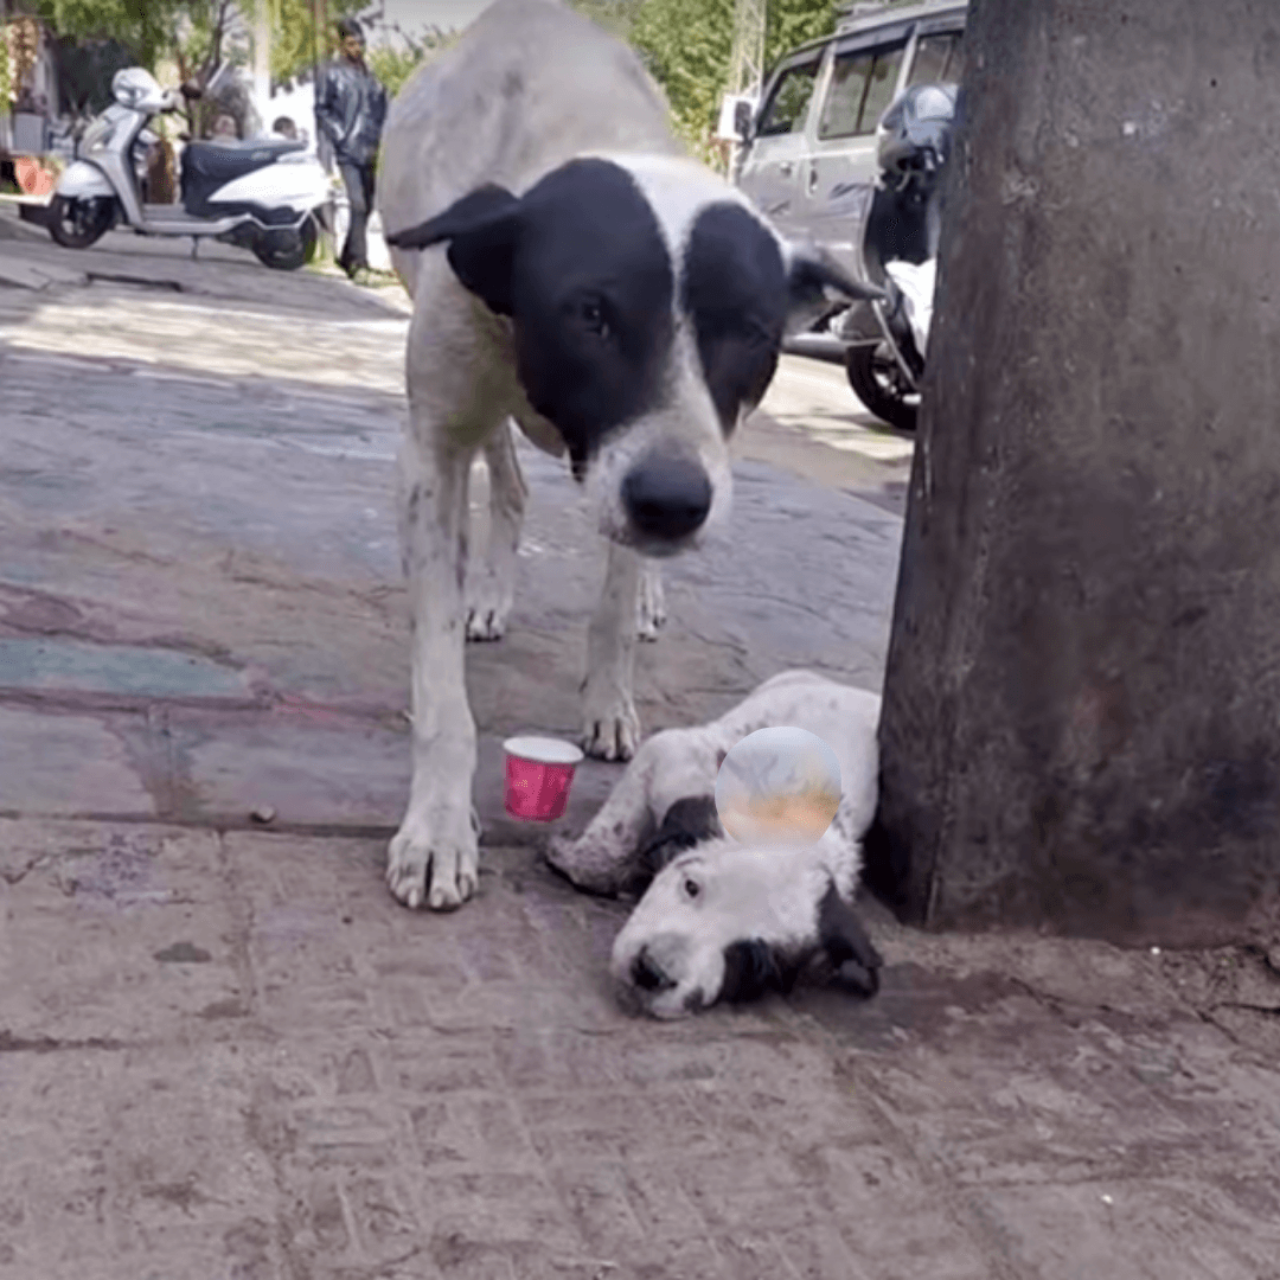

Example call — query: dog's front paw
[387,811,479,910]
[582,695,640,762]
[465,576,513,642]
[637,565,667,644]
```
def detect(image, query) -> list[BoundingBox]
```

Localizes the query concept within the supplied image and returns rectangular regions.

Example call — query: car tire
[845,342,919,432]
[47,194,115,250]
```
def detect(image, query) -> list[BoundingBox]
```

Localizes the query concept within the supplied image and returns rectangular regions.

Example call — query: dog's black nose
[632,947,675,992]
[622,456,712,542]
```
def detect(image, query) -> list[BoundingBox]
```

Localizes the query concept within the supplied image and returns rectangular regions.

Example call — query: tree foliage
[24,0,184,70]
[628,0,733,162]
[15,0,364,86]
[258,0,364,87]
[570,0,836,163]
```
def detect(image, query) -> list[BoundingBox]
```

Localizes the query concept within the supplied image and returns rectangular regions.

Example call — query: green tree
[260,0,364,87]
[765,0,838,72]
[569,0,837,163]
[27,0,186,69]
[628,0,733,162]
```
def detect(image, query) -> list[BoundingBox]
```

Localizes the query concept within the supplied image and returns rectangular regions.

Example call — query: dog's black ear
[720,938,789,1003]
[385,184,521,316]
[787,248,886,332]
[636,795,722,882]
[817,881,883,997]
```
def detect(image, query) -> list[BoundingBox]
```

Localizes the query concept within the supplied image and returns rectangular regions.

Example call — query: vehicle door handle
[779,161,794,177]
[806,165,819,194]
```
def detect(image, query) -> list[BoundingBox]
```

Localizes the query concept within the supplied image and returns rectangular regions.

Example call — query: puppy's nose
[632,947,675,992]
[622,455,712,542]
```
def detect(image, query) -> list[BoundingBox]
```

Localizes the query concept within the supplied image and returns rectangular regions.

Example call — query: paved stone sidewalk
[2,232,1279,1280]
[4,820,1280,1280]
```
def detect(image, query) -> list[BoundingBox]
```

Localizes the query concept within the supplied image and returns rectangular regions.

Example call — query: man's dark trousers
[338,160,376,275]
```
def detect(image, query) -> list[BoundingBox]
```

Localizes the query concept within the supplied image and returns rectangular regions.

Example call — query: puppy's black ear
[817,881,883,998]
[385,184,521,316]
[720,938,787,1004]
[636,795,721,882]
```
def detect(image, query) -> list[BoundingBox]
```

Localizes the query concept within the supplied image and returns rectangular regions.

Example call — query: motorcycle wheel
[252,214,319,271]
[48,194,115,250]
[846,342,920,432]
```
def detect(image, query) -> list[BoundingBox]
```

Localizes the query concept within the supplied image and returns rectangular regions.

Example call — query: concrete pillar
[867,0,1280,947]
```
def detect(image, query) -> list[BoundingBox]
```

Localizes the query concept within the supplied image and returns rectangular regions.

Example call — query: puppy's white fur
[547,671,882,1018]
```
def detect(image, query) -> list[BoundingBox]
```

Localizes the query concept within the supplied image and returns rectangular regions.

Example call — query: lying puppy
[546,671,884,1018]
[377,0,877,911]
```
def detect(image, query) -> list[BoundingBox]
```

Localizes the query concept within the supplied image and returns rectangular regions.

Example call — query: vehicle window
[756,58,822,137]
[818,41,907,140]
[908,30,965,86]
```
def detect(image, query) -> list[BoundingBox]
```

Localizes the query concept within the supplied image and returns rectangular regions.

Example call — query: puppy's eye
[578,298,610,340]
[683,877,701,899]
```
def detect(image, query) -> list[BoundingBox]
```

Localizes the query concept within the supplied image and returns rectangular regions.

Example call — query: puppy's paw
[465,576,513,642]
[386,810,480,911]
[544,832,625,896]
[636,565,667,644]
[581,696,640,762]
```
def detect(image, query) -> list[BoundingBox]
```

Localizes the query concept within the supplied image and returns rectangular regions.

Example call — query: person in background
[271,116,299,142]
[211,113,238,140]
[315,17,388,284]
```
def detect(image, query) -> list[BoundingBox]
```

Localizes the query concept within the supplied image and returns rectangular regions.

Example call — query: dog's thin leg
[546,734,663,893]
[467,418,527,641]
[636,558,667,643]
[388,434,480,911]
[582,540,643,762]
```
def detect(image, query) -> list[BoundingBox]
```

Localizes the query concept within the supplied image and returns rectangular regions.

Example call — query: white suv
[737,0,966,312]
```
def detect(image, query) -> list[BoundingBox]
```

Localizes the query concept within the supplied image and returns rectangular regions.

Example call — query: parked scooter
[838,82,959,431]
[47,67,332,271]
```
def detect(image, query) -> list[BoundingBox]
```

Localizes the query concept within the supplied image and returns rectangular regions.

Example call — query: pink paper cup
[502,736,585,822]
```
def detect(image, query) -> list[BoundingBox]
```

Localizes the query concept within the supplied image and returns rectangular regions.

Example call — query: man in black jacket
[316,18,389,282]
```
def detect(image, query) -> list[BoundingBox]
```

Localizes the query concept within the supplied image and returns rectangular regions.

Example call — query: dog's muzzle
[622,454,712,546]
[630,946,676,993]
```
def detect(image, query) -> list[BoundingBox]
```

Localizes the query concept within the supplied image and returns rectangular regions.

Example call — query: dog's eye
[577,298,611,340]
[683,877,701,900]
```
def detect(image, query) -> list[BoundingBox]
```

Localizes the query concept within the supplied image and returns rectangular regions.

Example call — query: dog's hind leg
[582,539,643,761]
[636,558,666,643]
[467,417,527,641]
[388,422,483,911]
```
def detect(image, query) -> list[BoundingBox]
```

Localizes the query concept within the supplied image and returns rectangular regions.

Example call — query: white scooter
[48,66,332,271]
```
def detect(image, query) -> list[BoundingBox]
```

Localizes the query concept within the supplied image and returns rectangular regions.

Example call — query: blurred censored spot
[715,725,841,848]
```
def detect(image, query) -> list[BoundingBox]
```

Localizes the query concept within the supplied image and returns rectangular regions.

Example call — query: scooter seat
[181,138,308,218]
[183,138,303,187]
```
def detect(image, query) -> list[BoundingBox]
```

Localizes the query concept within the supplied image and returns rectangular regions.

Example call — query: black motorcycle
[839,82,958,432]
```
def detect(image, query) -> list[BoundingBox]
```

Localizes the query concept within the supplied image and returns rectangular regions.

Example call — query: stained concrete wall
[868,0,1280,946]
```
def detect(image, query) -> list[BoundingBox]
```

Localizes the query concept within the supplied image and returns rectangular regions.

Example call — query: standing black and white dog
[378,0,878,911]
[545,671,884,1019]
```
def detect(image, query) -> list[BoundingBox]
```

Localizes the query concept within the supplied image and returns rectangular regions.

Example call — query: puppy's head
[609,809,882,1019]
[388,155,877,556]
